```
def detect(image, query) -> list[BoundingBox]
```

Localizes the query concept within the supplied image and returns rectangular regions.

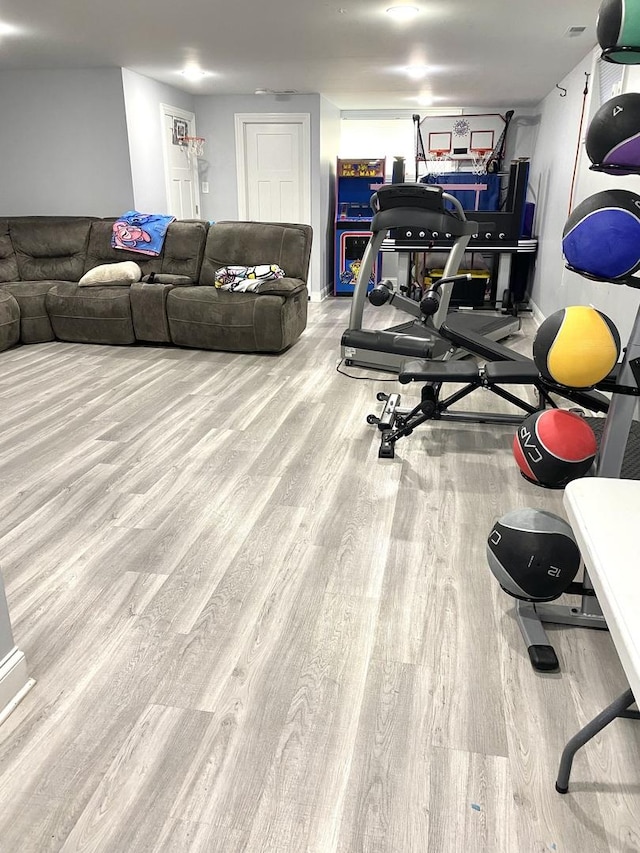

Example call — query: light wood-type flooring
[0,299,638,853]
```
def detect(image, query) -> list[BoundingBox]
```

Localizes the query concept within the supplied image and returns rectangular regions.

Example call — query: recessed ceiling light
[415,94,434,106]
[180,68,207,81]
[386,6,419,21]
[0,21,18,36]
[406,64,430,79]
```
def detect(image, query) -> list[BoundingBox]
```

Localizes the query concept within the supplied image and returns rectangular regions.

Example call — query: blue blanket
[112,211,176,256]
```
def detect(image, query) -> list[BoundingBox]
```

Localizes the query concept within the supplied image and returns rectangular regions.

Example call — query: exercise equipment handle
[420,274,472,317]
[368,280,394,307]
[433,273,473,289]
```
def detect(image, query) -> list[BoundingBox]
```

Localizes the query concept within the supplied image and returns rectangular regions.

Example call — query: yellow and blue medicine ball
[562,189,640,283]
[533,306,620,388]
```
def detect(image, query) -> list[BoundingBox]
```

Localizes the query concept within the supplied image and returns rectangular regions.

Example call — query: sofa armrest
[141,273,195,286]
[254,277,307,296]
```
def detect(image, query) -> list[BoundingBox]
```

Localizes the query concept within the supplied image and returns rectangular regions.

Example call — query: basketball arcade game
[334,159,386,295]
[416,111,509,179]
[392,110,535,312]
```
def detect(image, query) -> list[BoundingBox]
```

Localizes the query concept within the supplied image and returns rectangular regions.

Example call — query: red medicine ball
[513,410,597,487]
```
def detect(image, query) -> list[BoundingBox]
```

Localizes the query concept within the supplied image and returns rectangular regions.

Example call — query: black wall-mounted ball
[562,189,640,283]
[598,0,640,64]
[487,508,581,602]
[587,93,640,174]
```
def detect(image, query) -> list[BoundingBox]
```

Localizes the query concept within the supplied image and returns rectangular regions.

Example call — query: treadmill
[341,183,521,373]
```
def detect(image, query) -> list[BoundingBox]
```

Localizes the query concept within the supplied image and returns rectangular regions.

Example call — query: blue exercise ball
[562,189,640,283]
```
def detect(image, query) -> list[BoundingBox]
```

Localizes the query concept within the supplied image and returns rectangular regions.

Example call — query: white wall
[0,69,134,216]
[319,97,341,299]
[0,573,14,666]
[339,118,415,179]
[194,93,326,298]
[529,50,640,343]
[121,69,195,214]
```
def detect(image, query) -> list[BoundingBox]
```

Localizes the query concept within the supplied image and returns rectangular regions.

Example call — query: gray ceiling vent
[565,26,587,37]
[255,88,299,95]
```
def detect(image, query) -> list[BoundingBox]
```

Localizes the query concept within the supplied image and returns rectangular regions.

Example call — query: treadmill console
[371,183,445,214]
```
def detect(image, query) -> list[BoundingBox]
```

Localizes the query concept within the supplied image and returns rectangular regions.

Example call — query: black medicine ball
[562,189,640,282]
[587,93,640,174]
[487,509,581,602]
[598,0,640,64]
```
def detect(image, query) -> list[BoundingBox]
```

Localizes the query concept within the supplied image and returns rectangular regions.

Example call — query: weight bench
[364,302,613,459]
[370,358,554,459]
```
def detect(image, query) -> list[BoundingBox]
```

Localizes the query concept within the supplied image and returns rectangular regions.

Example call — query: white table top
[564,478,640,701]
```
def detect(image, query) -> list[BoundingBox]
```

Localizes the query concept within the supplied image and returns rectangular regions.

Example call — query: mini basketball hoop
[471,148,492,176]
[180,136,206,158]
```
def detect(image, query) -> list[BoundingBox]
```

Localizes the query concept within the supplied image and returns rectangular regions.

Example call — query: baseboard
[528,298,544,327]
[0,647,35,727]
[309,283,332,303]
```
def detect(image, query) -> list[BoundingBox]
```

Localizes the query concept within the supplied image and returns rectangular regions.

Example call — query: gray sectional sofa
[0,216,312,354]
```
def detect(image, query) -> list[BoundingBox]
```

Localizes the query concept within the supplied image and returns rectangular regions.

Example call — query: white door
[160,105,201,219]
[235,114,310,224]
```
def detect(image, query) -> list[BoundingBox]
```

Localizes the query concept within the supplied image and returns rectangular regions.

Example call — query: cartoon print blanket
[112,211,176,256]
[214,264,285,292]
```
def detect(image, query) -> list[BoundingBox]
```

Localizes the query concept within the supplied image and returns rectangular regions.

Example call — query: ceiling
[0,0,602,109]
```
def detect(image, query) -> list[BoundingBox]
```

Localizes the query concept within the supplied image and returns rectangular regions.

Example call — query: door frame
[234,113,311,223]
[159,103,201,218]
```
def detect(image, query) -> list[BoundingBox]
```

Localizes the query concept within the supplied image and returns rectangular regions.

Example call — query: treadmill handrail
[347,185,474,333]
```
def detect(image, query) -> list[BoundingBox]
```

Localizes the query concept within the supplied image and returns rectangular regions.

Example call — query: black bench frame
[370,360,558,459]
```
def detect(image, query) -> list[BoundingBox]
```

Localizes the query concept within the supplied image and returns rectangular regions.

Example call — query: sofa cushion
[166,285,307,353]
[10,217,94,282]
[253,277,307,296]
[161,220,208,280]
[0,291,20,352]
[79,261,142,287]
[0,219,19,283]
[200,221,312,287]
[0,281,60,342]
[84,220,162,277]
[46,282,135,345]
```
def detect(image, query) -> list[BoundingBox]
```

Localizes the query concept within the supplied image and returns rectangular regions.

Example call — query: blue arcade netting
[421,172,501,212]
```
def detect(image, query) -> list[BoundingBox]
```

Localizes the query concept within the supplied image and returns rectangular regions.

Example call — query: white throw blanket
[214,264,285,292]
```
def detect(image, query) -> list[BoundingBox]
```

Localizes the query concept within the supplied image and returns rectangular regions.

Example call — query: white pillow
[79,261,142,287]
